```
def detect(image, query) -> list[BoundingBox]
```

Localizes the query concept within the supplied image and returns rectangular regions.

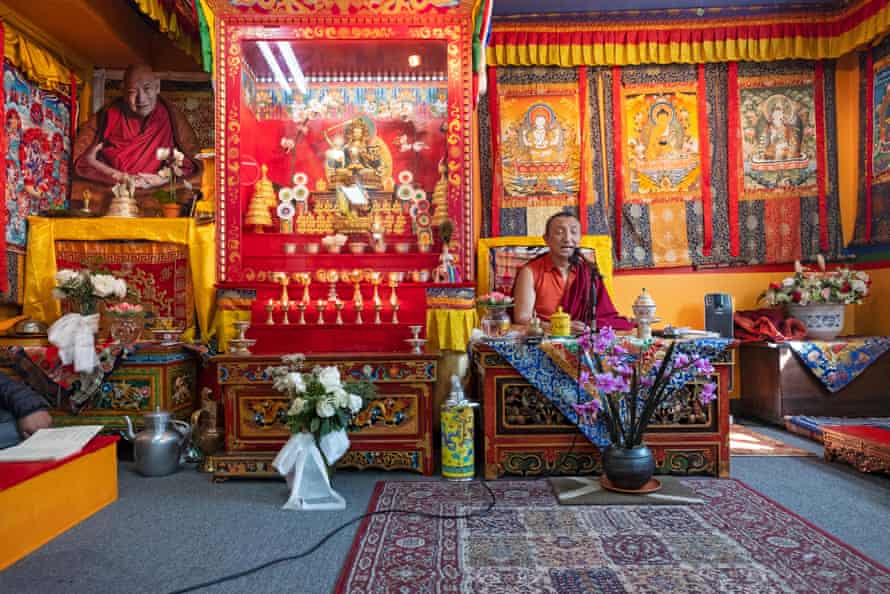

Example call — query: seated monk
[513,211,634,335]
[72,64,202,214]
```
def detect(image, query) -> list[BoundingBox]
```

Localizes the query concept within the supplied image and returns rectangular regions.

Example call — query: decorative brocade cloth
[786,337,890,392]
[5,342,131,412]
[484,337,734,448]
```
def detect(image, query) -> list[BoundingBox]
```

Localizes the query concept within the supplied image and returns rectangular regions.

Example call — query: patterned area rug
[334,479,890,593]
[730,424,817,456]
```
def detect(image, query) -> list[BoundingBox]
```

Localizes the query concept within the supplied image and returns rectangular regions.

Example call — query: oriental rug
[729,424,816,457]
[334,479,890,594]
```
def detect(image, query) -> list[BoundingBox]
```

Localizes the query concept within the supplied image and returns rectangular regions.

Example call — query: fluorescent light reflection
[257,41,291,93]
[277,42,307,95]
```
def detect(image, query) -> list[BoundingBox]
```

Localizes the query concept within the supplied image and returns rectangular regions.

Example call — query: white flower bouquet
[266,354,374,464]
[52,269,127,315]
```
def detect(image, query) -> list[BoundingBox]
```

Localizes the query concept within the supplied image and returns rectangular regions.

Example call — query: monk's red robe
[75,99,196,184]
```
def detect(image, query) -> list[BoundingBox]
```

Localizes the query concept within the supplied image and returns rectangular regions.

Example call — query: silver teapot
[123,407,191,477]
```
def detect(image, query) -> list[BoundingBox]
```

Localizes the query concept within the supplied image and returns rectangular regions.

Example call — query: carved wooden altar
[206,353,436,479]
[204,1,474,474]
[472,343,734,479]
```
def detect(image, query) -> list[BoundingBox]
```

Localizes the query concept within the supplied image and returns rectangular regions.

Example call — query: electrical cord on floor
[166,480,497,594]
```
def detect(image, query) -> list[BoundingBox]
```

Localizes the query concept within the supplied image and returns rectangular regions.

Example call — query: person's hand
[133,173,166,188]
[17,409,52,439]
[571,320,590,335]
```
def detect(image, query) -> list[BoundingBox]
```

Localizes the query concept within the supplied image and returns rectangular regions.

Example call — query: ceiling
[0,0,855,76]
[491,0,848,13]
[1,0,203,73]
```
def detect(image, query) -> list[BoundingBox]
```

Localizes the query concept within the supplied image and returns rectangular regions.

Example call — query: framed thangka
[728,62,840,264]
[618,82,703,267]
[2,61,72,303]
[606,64,716,269]
[492,78,582,236]
[854,44,890,245]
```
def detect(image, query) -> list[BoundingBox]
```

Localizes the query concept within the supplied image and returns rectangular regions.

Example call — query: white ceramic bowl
[394,243,412,254]
[348,242,368,254]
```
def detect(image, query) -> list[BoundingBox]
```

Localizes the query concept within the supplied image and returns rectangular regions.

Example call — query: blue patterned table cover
[481,337,733,449]
[786,337,890,392]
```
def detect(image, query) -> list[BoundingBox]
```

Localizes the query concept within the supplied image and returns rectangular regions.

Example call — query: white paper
[340,184,369,206]
[0,425,103,461]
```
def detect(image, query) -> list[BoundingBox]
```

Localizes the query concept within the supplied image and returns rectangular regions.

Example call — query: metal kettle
[123,407,191,477]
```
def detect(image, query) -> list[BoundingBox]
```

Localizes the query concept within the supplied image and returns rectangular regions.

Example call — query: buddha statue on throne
[321,116,393,230]
[324,116,388,190]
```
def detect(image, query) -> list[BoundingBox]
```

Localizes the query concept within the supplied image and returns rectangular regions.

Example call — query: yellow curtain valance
[488,0,890,66]
[23,217,216,339]
[3,24,80,95]
[130,0,203,64]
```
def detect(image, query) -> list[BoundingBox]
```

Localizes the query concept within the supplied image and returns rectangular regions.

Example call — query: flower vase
[480,305,512,338]
[108,313,144,345]
[272,432,346,511]
[787,304,845,340]
[602,444,656,491]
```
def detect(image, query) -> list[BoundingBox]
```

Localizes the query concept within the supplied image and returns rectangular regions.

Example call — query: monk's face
[544,214,581,261]
[124,68,161,118]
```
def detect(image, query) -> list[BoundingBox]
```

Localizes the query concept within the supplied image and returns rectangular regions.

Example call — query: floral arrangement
[266,354,375,460]
[53,269,127,315]
[154,146,192,203]
[573,327,717,448]
[477,291,514,307]
[760,267,871,306]
[105,302,144,317]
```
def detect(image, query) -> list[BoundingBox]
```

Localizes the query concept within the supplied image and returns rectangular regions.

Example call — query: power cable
[166,479,496,594]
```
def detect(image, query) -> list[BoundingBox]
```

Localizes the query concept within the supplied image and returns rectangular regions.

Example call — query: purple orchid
[699,382,717,405]
[692,357,715,375]
[593,326,617,354]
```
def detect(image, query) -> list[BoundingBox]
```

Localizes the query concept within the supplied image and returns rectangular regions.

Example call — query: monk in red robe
[72,64,202,213]
[513,212,634,335]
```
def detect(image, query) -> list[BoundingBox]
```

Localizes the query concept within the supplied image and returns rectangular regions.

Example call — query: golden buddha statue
[323,117,386,190]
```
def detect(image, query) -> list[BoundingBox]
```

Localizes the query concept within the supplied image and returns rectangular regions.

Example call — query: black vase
[602,445,656,490]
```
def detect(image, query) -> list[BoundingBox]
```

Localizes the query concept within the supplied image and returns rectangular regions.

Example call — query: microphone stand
[587,257,599,334]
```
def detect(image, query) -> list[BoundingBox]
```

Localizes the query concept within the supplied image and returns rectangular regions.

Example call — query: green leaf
[310,417,320,432]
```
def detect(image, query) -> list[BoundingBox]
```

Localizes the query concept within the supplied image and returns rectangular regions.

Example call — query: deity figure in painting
[754,95,805,162]
[643,101,684,162]
[520,105,564,162]
[72,64,202,214]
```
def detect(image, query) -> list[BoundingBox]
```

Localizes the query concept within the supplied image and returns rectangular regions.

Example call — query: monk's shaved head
[123,64,160,118]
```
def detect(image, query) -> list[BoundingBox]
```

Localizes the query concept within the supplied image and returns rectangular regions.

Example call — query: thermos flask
[440,375,479,481]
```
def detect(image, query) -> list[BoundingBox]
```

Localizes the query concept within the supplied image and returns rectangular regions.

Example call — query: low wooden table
[738,341,890,426]
[205,353,436,480]
[822,425,890,474]
[471,342,734,479]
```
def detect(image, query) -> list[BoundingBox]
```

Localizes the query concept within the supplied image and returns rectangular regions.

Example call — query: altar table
[738,340,890,426]
[205,353,436,479]
[471,340,734,479]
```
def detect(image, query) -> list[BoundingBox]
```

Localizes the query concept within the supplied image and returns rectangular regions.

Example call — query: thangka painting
[4,61,71,245]
[729,61,841,263]
[495,81,581,235]
[598,64,723,269]
[2,61,72,303]
[481,68,583,236]
[853,39,890,245]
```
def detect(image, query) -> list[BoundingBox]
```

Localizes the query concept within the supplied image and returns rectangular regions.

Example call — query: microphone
[569,247,581,266]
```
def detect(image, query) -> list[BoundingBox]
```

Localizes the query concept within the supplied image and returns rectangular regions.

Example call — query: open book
[0,425,103,462]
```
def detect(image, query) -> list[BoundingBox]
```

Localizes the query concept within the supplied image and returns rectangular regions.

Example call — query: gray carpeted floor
[2,420,889,594]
